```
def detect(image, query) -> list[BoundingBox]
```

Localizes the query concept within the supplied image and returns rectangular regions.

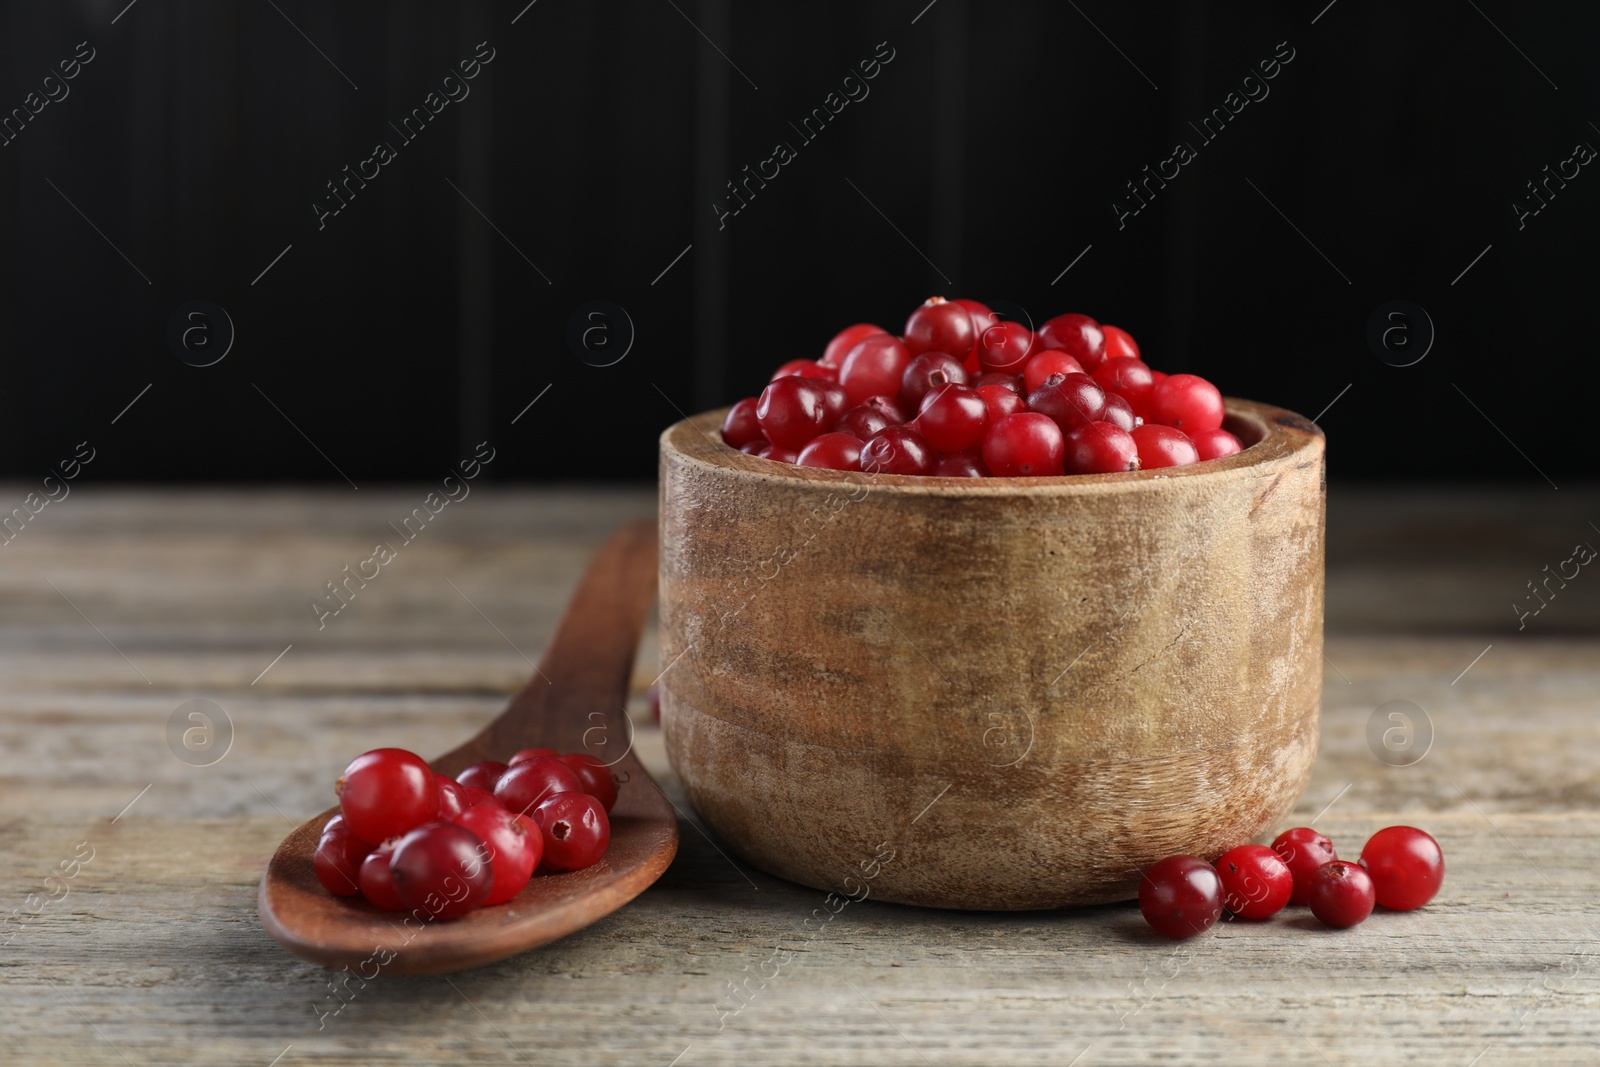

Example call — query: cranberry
[1091,357,1157,408]
[494,757,583,817]
[818,382,851,428]
[1101,393,1139,432]
[1272,827,1338,905]
[508,747,558,767]
[1036,313,1106,371]
[982,413,1064,477]
[337,749,439,846]
[320,812,347,837]
[359,840,406,910]
[836,401,898,440]
[1063,422,1138,474]
[838,334,911,406]
[1022,349,1086,394]
[931,451,988,477]
[756,375,831,450]
[720,397,764,449]
[457,760,509,793]
[434,774,468,821]
[758,444,799,464]
[738,439,767,455]
[899,351,969,410]
[559,752,620,813]
[1191,427,1243,461]
[975,320,1035,373]
[314,823,369,897]
[950,297,993,342]
[904,297,977,361]
[455,803,542,905]
[915,384,988,453]
[389,821,494,920]
[1214,844,1294,920]
[1146,373,1225,433]
[533,792,611,871]
[1027,372,1106,435]
[977,383,1025,425]
[861,426,935,476]
[1138,855,1224,939]
[973,372,1024,394]
[1130,424,1199,469]
[1359,826,1444,911]
[797,432,864,471]
[771,359,837,382]
[1308,860,1376,928]
[821,322,887,368]
[1102,324,1140,361]
[459,783,500,809]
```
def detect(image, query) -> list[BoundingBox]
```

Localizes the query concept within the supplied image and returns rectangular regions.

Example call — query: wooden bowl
[658,400,1324,909]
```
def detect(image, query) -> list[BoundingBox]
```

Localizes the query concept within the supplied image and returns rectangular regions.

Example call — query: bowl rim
[661,397,1323,497]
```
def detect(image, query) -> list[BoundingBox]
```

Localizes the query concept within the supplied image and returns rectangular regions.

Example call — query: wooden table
[2,485,1596,1066]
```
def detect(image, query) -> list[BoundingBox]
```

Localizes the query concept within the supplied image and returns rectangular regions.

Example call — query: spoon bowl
[258,522,677,975]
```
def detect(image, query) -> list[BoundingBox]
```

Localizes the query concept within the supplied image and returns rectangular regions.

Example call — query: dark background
[0,0,1593,484]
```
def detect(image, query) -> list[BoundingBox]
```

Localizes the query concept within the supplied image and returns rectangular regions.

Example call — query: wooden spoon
[258,521,677,975]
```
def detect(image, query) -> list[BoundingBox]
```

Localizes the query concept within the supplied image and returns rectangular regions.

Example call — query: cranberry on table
[1214,843,1294,920]
[455,803,542,905]
[1063,422,1138,474]
[1308,860,1376,928]
[821,322,887,368]
[1102,324,1140,361]
[358,841,406,910]
[931,451,988,477]
[861,426,935,476]
[756,375,831,450]
[1027,372,1106,434]
[1101,393,1139,433]
[1271,826,1338,905]
[1359,826,1444,911]
[336,748,439,845]
[1147,373,1225,433]
[1138,854,1225,939]
[508,747,558,767]
[559,752,620,812]
[494,756,583,817]
[1191,427,1244,461]
[975,319,1035,373]
[314,823,370,897]
[899,351,969,409]
[1130,424,1200,470]
[533,792,612,871]
[720,397,764,449]
[915,384,989,453]
[903,297,977,361]
[457,760,509,793]
[389,821,494,921]
[838,333,912,406]
[1036,312,1106,371]
[797,432,865,471]
[1022,349,1085,394]
[982,412,1065,477]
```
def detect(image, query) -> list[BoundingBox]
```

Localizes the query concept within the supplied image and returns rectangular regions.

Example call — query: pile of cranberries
[1138,824,1444,939]
[719,297,1240,477]
[314,746,618,919]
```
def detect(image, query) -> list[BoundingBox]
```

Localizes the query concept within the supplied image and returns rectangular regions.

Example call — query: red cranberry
[931,451,988,477]
[455,803,541,905]
[336,749,439,846]
[1026,372,1106,435]
[836,403,896,440]
[1308,860,1376,928]
[533,792,611,871]
[1190,427,1243,461]
[861,426,934,476]
[821,323,887,368]
[389,821,494,920]
[359,840,406,910]
[457,760,509,792]
[903,297,977,361]
[1272,827,1338,905]
[1036,313,1105,371]
[758,444,799,464]
[818,382,852,429]
[314,823,369,897]
[493,757,583,817]
[508,748,557,766]
[951,297,993,339]
[1130,424,1199,469]
[838,334,911,406]
[797,432,864,471]
[458,783,499,809]
[982,413,1064,477]
[973,372,1024,394]
[756,375,831,450]
[1101,393,1139,432]
[720,397,764,449]
[977,383,1025,425]
[1214,844,1294,920]
[914,384,988,453]
[1091,357,1157,408]
[975,320,1035,373]
[1102,324,1140,361]
[899,351,968,410]
[434,774,468,821]
[1138,855,1224,939]
[559,752,620,813]
[770,359,837,382]
[738,439,767,456]
[1359,826,1444,911]
[1022,349,1085,394]
[1063,422,1138,474]
[1146,373,1225,433]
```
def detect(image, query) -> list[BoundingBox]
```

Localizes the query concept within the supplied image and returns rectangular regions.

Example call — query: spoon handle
[436,521,659,772]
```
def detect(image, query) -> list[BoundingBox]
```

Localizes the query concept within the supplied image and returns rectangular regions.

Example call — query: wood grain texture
[659,402,1326,908]
[1,485,1597,1066]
